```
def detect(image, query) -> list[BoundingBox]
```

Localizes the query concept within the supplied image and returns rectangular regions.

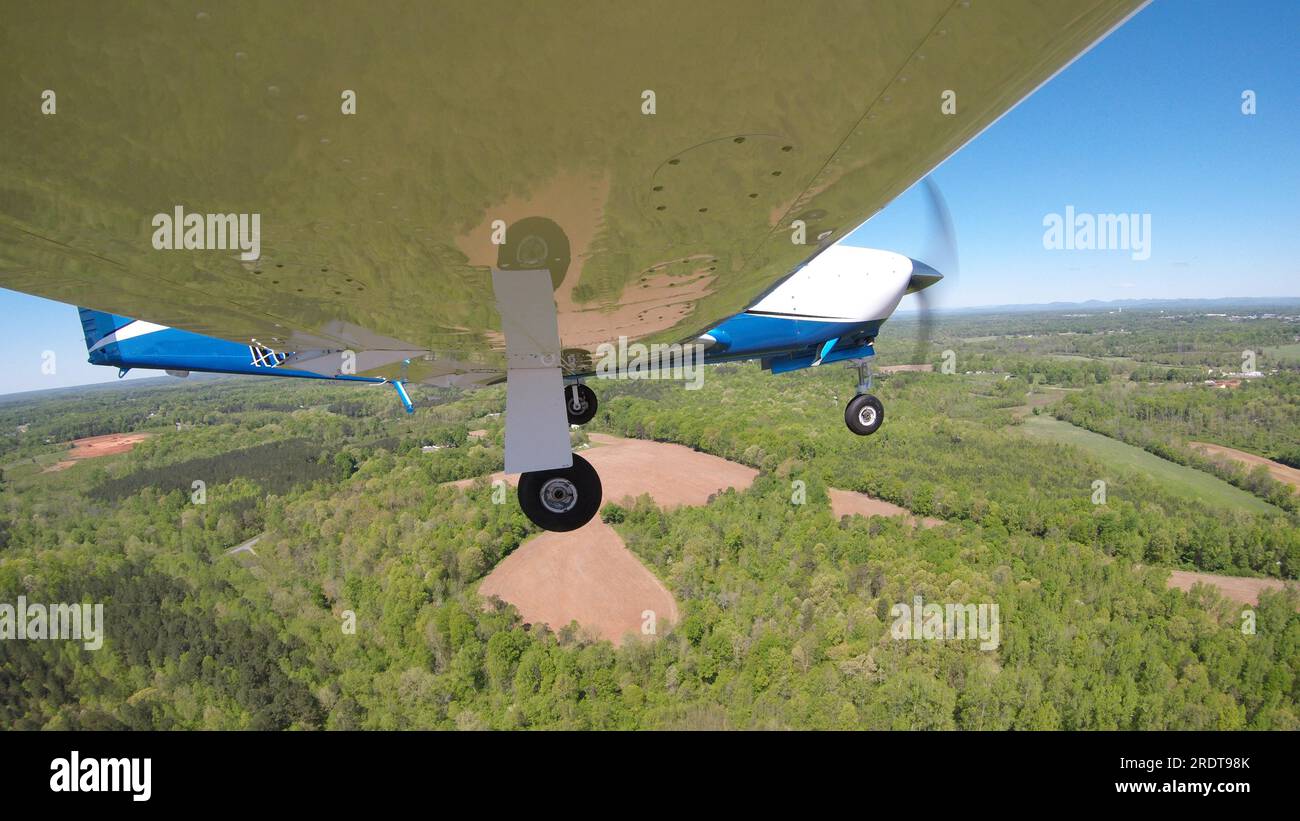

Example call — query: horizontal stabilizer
[280,349,426,377]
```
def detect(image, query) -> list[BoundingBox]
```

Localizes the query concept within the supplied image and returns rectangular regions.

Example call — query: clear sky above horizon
[1,0,1296,394]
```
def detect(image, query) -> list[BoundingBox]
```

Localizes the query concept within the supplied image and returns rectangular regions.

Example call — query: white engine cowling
[747,245,940,322]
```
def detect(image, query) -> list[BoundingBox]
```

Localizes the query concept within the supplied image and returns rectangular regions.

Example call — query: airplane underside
[2,1,1148,532]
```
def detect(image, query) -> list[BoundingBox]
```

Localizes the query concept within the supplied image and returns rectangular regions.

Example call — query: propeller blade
[919,177,959,280]
[912,285,934,367]
[911,177,958,367]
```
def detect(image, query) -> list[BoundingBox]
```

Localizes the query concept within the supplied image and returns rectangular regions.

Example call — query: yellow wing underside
[0,0,1146,385]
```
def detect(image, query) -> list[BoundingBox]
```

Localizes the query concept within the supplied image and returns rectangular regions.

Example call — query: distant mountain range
[897,296,1300,315]
[0,372,231,404]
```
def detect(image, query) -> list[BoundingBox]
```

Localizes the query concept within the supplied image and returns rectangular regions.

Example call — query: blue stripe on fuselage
[702,312,882,364]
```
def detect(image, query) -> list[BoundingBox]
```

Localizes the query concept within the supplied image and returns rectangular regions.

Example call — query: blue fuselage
[700,311,882,372]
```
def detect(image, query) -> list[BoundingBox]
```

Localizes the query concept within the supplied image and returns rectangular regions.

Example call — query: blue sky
[2,0,1297,394]
[851,0,1299,311]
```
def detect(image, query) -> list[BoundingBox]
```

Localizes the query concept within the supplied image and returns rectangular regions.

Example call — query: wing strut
[491,268,572,474]
[389,379,414,414]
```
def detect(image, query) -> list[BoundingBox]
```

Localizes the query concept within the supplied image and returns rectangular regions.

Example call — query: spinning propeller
[908,177,959,367]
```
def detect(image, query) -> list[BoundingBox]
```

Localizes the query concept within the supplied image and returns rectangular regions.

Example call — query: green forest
[1,304,1297,729]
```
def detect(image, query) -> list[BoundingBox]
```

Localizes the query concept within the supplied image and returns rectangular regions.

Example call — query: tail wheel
[845,394,884,436]
[564,383,598,425]
[517,453,602,531]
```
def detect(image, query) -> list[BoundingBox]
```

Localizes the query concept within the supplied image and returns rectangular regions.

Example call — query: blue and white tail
[71,306,413,411]
[77,307,134,354]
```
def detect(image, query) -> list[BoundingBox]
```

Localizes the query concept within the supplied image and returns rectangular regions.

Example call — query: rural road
[225,535,261,557]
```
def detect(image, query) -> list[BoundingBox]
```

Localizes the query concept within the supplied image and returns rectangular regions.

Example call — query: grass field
[1265,343,1300,364]
[1020,415,1279,514]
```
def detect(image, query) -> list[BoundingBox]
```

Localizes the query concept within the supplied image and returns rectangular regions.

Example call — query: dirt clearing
[828,488,942,528]
[43,432,151,472]
[461,432,1290,635]
[480,518,678,645]
[1190,442,1300,492]
[451,432,757,507]
[464,433,754,644]
[1166,570,1295,607]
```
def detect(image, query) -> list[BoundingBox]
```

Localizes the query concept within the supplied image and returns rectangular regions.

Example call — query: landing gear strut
[492,260,603,532]
[844,358,884,436]
[564,383,597,425]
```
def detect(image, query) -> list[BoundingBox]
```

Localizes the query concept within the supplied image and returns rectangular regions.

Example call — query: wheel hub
[539,477,579,513]
[516,235,549,267]
[858,405,877,427]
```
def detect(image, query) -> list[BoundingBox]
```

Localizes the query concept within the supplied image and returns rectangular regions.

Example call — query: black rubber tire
[845,394,884,436]
[517,453,602,532]
[564,383,598,425]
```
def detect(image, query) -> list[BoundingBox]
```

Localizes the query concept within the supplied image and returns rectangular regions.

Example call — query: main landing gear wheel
[517,452,602,532]
[845,394,884,436]
[564,383,597,425]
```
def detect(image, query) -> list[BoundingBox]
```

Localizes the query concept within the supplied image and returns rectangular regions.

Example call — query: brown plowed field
[43,432,151,472]
[467,433,755,644]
